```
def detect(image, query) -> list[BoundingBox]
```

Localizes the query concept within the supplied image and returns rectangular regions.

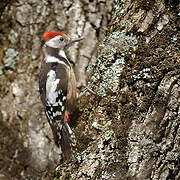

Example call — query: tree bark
[0,0,112,179]
[0,0,180,179]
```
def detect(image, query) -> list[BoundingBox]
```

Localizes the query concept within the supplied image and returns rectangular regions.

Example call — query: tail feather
[50,122,76,161]
[60,123,76,160]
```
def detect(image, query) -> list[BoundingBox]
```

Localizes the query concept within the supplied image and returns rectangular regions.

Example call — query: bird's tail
[60,122,76,160]
[51,122,76,161]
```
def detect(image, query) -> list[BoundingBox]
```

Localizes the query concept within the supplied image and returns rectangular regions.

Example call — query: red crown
[42,31,64,41]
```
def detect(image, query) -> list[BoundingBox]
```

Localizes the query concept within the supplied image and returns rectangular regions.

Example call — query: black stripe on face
[43,45,71,68]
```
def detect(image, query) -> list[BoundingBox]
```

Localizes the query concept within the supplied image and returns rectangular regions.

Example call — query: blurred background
[0,0,113,179]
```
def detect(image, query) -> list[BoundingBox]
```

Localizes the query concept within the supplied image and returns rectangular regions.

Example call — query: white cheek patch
[45,35,61,48]
[46,70,60,104]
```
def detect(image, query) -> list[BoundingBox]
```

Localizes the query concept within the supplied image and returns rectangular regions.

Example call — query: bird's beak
[70,37,83,44]
[65,36,83,48]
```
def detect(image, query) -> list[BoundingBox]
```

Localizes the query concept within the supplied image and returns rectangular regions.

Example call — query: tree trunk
[0,0,180,179]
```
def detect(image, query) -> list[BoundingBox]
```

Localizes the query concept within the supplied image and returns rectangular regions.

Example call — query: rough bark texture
[0,0,180,180]
[0,0,113,179]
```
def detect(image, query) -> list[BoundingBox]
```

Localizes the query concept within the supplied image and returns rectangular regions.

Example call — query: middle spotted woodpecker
[39,31,83,160]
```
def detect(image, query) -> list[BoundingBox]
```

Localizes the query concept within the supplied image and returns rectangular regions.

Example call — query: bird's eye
[60,37,64,42]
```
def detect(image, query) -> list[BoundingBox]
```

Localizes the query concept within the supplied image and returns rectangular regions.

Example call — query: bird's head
[42,31,83,49]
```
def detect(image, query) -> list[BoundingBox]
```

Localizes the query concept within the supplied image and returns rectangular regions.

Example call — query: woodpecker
[39,31,83,160]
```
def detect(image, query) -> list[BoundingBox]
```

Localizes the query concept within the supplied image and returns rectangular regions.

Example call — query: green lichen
[88,31,138,97]
[8,30,18,44]
[4,48,19,70]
